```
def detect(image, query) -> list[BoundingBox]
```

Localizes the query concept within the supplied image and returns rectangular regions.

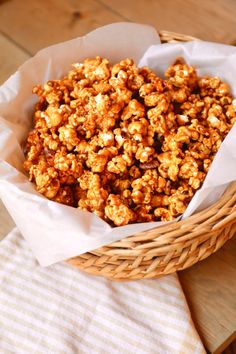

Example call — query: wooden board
[179,236,236,353]
[0,32,28,237]
[0,32,29,84]
[0,0,125,55]
[99,0,236,44]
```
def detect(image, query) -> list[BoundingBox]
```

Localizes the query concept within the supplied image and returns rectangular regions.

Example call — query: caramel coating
[24,56,236,225]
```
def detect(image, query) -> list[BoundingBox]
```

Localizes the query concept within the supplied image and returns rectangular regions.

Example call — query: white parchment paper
[0,23,236,266]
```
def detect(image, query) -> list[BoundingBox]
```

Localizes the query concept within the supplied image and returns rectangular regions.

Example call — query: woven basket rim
[159,30,198,42]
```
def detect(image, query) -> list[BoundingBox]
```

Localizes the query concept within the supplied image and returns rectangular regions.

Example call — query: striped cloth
[0,228,205,354]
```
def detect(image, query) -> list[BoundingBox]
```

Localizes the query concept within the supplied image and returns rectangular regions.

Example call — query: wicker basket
[66,31,236,280]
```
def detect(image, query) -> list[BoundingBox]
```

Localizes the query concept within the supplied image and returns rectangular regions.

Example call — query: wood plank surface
[0,32,24,238]
[179,236,236,353]
[100,0,236,44]
[0,32,30,84]
[0,0,125,55]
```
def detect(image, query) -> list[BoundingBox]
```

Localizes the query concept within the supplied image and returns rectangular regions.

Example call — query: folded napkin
[0,228,205,354]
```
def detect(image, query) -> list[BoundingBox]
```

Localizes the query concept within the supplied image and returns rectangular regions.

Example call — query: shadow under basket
[66,31,236,281]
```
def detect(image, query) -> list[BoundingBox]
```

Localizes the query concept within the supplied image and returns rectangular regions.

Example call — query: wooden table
[0,1,236,352]
[179,238,236,354]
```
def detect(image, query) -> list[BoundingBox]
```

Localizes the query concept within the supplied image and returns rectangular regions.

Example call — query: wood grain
[179,236,236,353]
[0,32,30,84]
[0,33,26,236]
[99,0,236,44]
[0,0,125,55]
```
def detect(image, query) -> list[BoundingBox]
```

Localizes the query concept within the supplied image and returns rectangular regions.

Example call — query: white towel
[0,228,205,354]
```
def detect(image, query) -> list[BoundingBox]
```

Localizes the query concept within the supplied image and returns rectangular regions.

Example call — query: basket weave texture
[66,31,236,280]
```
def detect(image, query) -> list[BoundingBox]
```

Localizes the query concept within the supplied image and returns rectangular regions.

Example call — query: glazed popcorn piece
[23,57,236,226]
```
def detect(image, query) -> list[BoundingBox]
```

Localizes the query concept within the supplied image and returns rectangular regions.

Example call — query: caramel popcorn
[24,56,236,226]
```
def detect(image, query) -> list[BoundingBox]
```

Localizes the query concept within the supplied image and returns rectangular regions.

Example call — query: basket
[66,31,236,280]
